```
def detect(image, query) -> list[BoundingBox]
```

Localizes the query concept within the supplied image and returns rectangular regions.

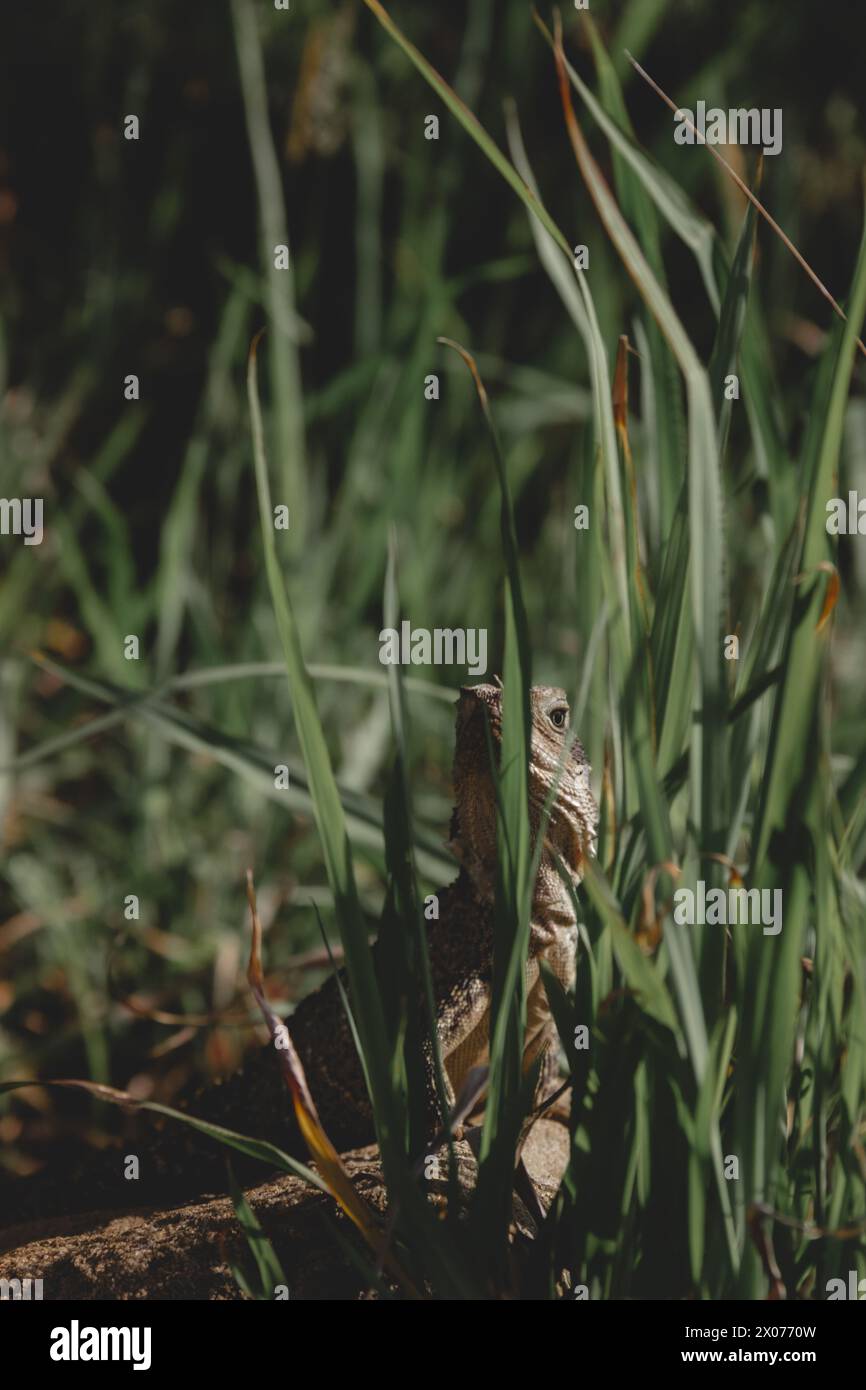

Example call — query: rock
[0,1121,569,1300]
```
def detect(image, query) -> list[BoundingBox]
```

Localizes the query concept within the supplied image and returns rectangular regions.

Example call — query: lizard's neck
[447,848,577,957]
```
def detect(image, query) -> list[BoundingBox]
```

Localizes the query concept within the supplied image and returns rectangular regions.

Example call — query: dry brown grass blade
[793,560,841,632]
[550,19,656,316]
[612,332,629,438]
[244,870,420,1296]
[700,852,745,888]
[437,335,489,405]
[624,50,866,362]
[108,936,253,1028]
[751,1200,866,1242]
[747,1204,787,1299]
[613,334,649,592]
[637,859,682,952]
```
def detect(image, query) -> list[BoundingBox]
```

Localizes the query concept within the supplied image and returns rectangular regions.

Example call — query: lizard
[0,683,597,1227]
[286,681,598,1149]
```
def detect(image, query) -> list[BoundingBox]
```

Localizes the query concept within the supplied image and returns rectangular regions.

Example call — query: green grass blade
[246,333,400,1158]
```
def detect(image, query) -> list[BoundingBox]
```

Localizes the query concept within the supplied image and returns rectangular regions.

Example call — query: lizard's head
[449,682,598,919]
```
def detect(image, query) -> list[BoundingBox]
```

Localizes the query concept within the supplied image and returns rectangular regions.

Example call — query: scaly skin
[269,682,597,1145]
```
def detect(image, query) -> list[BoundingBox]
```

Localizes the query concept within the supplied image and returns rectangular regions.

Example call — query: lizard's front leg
[424,885,496,1130]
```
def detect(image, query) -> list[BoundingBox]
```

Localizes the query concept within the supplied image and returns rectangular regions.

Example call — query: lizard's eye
[549,706,568,730]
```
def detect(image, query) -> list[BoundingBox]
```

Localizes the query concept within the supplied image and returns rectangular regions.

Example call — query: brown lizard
[1,684,597,1224]
[287,682,597,1147]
